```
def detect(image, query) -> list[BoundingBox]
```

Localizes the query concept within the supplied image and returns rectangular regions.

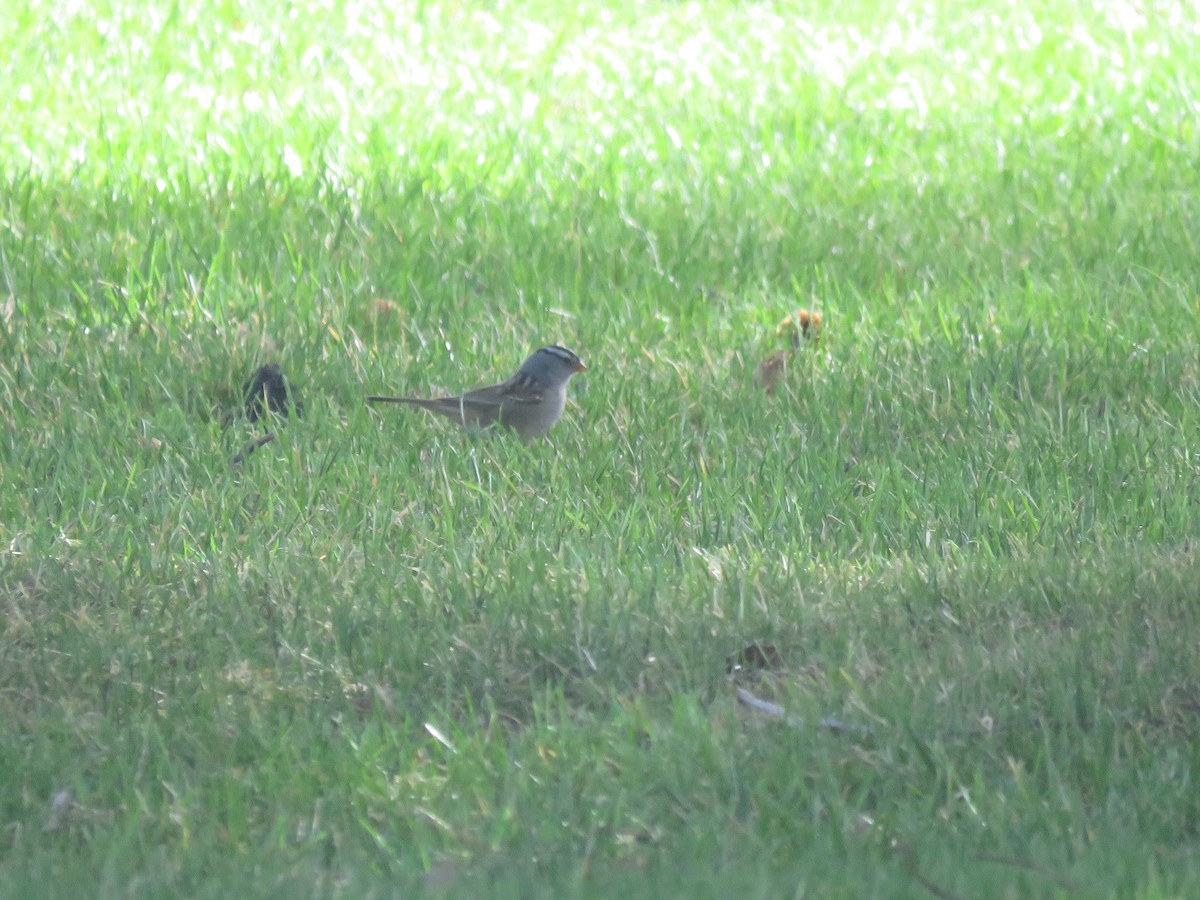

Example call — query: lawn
[2,0,1199,896]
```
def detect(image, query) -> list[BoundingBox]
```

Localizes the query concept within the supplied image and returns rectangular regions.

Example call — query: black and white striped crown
[528,345,586,372]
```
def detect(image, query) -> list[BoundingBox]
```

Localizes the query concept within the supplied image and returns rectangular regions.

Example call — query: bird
[367,345,587,439]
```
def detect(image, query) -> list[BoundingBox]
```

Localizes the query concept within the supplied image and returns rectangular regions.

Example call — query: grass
[2,0,1200,896]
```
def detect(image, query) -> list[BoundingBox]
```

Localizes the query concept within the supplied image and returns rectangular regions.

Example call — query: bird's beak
[575,361,588,373]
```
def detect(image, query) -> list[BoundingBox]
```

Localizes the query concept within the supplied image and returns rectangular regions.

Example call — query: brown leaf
[372,297,401,318]
[727,642,783,673]
[754,351,788,394]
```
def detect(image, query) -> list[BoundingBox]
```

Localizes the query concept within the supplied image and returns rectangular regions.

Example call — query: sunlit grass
[3,0,1200,896]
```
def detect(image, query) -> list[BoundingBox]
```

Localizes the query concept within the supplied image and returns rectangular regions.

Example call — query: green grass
[3,0,1200,896]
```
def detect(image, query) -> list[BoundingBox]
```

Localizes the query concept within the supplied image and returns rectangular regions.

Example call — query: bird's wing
[461,383,544,406]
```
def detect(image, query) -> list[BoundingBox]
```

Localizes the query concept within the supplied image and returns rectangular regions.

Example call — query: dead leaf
[243,364,294,422]
[754,351,788,393]
[373,298,401,318]
[727,642,783,673]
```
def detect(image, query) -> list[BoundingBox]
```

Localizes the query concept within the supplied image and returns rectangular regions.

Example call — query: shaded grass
[5,544,1200,896]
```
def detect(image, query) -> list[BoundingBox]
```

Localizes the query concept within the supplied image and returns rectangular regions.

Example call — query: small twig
[734,686,874,737]
[906,865,963,900]
[891,844,1078,898]
[974,852,1081,892]
[735,686,787,718]
[893,841,964,900]
[232,432,276,467]
[818,715,873,736]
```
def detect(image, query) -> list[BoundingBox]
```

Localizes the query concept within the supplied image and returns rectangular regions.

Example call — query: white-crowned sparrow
[367,345,587,438]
